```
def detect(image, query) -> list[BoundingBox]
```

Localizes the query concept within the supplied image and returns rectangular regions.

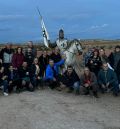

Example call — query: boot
[93,91,99,98]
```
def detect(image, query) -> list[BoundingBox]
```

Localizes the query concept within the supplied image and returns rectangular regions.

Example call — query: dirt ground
[0,88,120,129]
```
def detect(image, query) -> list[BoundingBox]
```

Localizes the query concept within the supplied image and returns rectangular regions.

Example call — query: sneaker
[3,92,9,96]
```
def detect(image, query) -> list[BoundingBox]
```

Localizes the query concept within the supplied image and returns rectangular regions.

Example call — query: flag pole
[37,7,50,48]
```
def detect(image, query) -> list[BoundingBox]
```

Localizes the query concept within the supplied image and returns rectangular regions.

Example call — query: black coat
[8,70,19,81]
[38,55,49,69]
[30,64,40,77]
[50,53,61,63]
[116,60,120,75]
[87,56,102,76]
[18,66,30,79]
[25,52,34,67]
[62,70,80,87]
[0,48,14,61]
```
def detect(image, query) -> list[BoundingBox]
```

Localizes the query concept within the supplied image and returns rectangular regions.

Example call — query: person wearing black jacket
[61,65,80,94]
[18,62,34,92]
[7,65,20,93]
[50,47,62,63]
[30,58,41,89]
[87,49,102,76]
[0,43,14,72]
[38,51,49,77]
[116,59,120,84]
[0,63,9,96]
[25,48,34,68]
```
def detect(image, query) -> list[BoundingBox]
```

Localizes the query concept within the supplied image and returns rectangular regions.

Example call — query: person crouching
[61,65,80,94]
[30,58,41,89]
[0,63,9,96]
[8,65,21,93]
[98,62,119,96]
[45,57,65,89]
[18,62,34,92]
[80,67,99,98]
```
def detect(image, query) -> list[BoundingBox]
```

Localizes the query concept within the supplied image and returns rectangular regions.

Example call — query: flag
[37,8,49,48]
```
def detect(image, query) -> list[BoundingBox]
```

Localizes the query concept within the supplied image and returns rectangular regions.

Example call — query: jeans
[0,80,8,93]
[31,76,41,88]
[112,82,119,94]
[73,81,80,91]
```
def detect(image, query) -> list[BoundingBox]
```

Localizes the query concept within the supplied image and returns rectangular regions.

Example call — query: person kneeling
[45,58,65,89]
[61,65,80,94]
[8,65,21,93]
[0,66,9,96]
[30,58,41,89]
[98,62,119,96]
[18,62,34,92]
[80,67,99,98]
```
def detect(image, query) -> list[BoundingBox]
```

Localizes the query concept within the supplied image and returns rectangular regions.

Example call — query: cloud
[90,24,109,30]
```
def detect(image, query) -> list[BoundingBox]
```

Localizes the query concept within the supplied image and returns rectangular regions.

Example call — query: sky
[0,0,120,43]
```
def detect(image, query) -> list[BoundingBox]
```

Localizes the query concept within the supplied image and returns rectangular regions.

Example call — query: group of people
[83,45,120,97]
[0,29,120,98]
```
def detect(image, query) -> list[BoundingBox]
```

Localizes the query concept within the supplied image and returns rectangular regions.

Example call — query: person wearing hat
[56,29,68,52]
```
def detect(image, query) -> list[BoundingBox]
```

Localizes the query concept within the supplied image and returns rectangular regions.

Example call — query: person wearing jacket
[12,47,24,69]
[0,65,9,96]
[80,67,98,98]
[30,58,41,89]
[108,45,120,70]
[7,65,20,93]
[0,43,14,71]
[86,49,102,76]
[25,48,34,68]
[27,41,37,58]
[61,65,80,94]
[18,62,34,92]
[38,50,49,77]
[50,47,62,63]
[98,62,119,96]
[45,56,65,89]
[116,59,120,84]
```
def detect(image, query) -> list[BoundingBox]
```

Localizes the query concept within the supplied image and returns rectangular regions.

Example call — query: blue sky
[0,0,120,43]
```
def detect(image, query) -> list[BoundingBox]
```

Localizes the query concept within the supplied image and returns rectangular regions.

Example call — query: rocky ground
[0,88,120,129]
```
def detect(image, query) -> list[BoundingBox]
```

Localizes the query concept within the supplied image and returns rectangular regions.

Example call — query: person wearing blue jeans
[0,67,9,96]
[45,57,66,89]
[30,58,41,89]
[98,62,119,96]
[61,65,80,94]
[80,67,98,98]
